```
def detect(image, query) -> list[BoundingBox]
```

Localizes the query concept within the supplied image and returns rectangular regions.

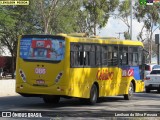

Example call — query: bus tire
[43,95,60,104]
[124,82,134,100]
[89,84,98,105]
[79,84,98,105]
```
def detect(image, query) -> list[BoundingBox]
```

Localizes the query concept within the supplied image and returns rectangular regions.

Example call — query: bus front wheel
[43,95,60,104]
[124,82,134,100]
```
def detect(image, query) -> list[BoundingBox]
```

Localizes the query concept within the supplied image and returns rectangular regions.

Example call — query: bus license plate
[36,80,45,85]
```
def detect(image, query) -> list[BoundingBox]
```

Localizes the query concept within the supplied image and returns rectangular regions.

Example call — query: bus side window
[138,47,143,65]
[96,45,101,66]
[112,45,118,66]
[108,45,118,66]
[79,51,84,66]
[108,46,113,66]
[102,45,107,66]
[129,47,139,66]
[70,51,74,67]
[128,47,133,65]
[84,44,91,66]
[70,43,83,67]
[122,47,128,65]
[90,44,96,66]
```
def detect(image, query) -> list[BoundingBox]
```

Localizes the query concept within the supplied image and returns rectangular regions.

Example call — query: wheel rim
[128,85,133,98]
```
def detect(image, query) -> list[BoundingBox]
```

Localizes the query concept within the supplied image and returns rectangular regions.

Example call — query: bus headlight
[19,69,26,82]
[55,72,63,83]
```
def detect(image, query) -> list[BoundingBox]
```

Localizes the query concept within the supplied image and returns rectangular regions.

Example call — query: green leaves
[83,0,119,35]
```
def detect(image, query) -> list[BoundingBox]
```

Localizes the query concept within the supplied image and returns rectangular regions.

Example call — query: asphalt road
[1,91,160,119]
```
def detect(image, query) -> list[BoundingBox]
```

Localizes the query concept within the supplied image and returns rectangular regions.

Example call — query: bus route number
[35,68,46,74]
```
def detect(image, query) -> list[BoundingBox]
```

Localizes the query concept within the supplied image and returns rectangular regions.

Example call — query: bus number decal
[96,70,114,80]
[35,68,46,74]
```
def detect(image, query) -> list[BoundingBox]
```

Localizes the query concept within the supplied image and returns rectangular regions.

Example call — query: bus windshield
[20,37,65,61]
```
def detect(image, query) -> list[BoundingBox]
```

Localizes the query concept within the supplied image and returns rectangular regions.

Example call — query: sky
[98,16,160,41]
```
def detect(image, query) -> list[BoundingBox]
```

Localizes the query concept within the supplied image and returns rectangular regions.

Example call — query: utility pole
[155,34,160,64]
[130,0,133,40]
[116,32,124,39]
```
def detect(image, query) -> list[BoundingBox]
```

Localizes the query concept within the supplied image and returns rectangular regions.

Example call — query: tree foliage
[134,3,160,63]
[83,0,119,35]
[118,0,130,39]
[0,1,39,78]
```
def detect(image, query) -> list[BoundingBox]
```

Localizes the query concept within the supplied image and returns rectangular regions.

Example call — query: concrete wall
[0,79,18,97]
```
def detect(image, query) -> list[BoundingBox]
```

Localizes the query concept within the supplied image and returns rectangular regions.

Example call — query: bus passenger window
[79,51,84,66]
[84,51,89,66]
[70,52,74,67]
[90,45,95,66]
[70,43,83,67]
[129,53,133,65]
[108,46,113,66]
[84,45,91,66]
[138,47,143,65]
[108,46,118,66]
[133,53,138,66]
[122,52,128,65]
[102,46,107,66]
[96,45,101,66]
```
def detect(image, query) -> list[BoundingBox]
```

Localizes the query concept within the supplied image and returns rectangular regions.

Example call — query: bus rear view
[16,35,66,103]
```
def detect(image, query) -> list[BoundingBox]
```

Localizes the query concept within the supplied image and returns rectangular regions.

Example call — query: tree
[37,0,59,34]
[0,1,39,78]
[134,3,160,63]
[49,0,83,34]
[118,0,131,39]
[83,0,119,35]
[36,0,83,34]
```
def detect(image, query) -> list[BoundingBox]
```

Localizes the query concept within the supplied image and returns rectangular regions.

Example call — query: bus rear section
[16,35,68,103]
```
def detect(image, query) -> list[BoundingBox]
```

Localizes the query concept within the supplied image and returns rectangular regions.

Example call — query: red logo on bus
[122,69,134,77]
[96,69,114,80]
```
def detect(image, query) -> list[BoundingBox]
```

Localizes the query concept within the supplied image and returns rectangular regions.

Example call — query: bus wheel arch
[124,79,135,100]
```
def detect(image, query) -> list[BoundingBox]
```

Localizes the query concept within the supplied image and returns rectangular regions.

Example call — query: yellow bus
[16,34,145,105]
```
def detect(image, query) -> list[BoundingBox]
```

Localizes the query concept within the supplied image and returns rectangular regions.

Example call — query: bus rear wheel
[43,95,60,104]
[89,84,98,105]
[124,82,134,100]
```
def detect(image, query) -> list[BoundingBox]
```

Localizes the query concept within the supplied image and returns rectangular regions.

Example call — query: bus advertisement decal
[122,69,134,77]
[96,69,114,80]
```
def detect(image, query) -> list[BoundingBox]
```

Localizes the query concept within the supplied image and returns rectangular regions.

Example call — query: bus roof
[20,34,143,47]
[64,35,143,47]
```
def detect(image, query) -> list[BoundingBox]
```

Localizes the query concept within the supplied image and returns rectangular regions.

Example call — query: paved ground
[1,79,160,120]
